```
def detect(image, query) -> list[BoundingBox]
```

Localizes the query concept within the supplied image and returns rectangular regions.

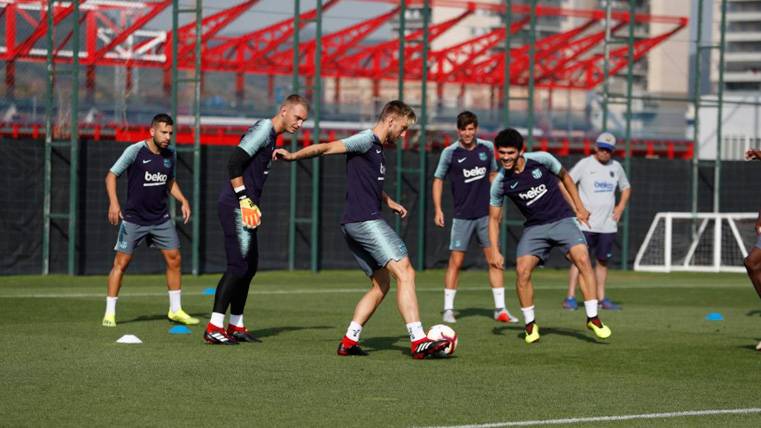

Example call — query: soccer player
[743,148,761,351]
[487,128,612,343]
[102,113,197,327]
[562,132,631,311]
[432,111,518,324]
[273,100,451,359]
[203,94,309,345]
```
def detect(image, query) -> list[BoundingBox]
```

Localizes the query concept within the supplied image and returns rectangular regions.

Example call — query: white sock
[491,287,506,309]
[521,305,535,325]
[345,321,363,342]
[210,312,225,328]
[105,296,118,315]
[168,290,182,313]
[444,289,457,311]
[406,321,426,342]
[584,299,599,318]
[229,314,244,328]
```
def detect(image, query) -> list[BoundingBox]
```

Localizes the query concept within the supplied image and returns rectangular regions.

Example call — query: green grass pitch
[1,269,760,427]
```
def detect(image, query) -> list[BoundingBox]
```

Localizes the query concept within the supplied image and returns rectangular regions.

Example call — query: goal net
[634,212,757,273]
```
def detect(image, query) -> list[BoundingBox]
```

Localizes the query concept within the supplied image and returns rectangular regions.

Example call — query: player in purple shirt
[274,100,451,359]
[102,114,196,327]
[432,111,518,324]
[204,95,309,345]
[487,128,612,343]
[743,148,761,351]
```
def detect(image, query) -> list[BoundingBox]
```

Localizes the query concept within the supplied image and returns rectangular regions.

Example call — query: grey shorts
[517,217,587,262]
[341,219,408,277]
[450,216,491,251]
[114,219,180,255]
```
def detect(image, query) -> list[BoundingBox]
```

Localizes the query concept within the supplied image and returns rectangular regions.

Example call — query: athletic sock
[444,289,457,311]
[105,296,118,315]
[521,305,536,325]
[491,287,506,310]
[345,321,363,343]
[209,312,225,328]
[406,321,426,342]
[229,314,244,328]
[168,290,182,313]
[584,299,599,318]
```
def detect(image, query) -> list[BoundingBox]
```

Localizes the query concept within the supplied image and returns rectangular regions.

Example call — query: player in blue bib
[487,128,612,343]
[274,100,451,359]
[203,94,309,345]
[102,114,196,327]
[432,111,518,324]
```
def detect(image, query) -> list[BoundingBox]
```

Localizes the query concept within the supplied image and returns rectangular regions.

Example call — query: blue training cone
[169,325,192,334]
[705,312,724,321]
[202,287,215,296]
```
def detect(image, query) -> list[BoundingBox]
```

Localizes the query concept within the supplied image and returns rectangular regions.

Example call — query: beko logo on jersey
[144,171,168,187]
[463,166,486,183]
[518,184,548,206]
[593,181,615,192]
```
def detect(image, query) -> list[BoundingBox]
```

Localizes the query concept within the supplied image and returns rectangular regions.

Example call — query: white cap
[595,132,616,151]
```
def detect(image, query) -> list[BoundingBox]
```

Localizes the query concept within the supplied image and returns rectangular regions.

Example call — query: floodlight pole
[500,0,511,259]
[601,0,611,132]
[395,0,406,234]
[714,0,727,213]
[288,0,300,271]
[526,0,536,150]
[691,0,703,220]
[311,0,323,272]
[417,0,430,270]
[621,0,635,270]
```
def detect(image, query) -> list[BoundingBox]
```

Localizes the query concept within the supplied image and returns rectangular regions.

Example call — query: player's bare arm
[558,168,590,226]
[382,191,408,218]
[105,172,122,226]
[432,178,445,227]
[745,148,761,160]
[613,187,632,222]
[273,141,348,161]
[167,179,191,224]
[487,205,504,270]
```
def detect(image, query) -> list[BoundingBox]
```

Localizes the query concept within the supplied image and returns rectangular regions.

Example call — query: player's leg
[338,269,390,356]
[476,216,517,323]
[515,255,541,343]
[103,221,143,327]
[567,243,611,339]
[564,265,580,310]
[227,229,261,343]
[149,220,199,325]
[442,250,464,323]
[743,246,761,300]
[595,233,620,310]
[103,251,133,327]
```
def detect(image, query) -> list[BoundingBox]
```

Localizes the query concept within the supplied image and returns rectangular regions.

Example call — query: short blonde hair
[378,100,416,125]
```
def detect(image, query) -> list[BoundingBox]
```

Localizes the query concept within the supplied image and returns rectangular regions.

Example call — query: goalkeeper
[204,95,309,345]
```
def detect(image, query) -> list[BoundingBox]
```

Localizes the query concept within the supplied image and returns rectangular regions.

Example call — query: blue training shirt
[110,141,175,226]
[490,151,575,227]
[219,119,276,207]
[341,129,385,224]
[433,138,497,219]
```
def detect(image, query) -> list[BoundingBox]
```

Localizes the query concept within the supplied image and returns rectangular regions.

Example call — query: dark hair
[281,94,310,111]
[378,100,417,125]
[456,111,478,130]
[494,128,524,150]
[151,113,173,127]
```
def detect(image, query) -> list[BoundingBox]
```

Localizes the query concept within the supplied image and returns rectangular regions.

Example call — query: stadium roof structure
[0,0,688,95]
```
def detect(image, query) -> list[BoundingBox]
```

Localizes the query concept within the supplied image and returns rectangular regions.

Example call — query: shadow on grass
[121,312,208,324]
[455,307,493,321]
[250,325,332,339]
[746,310,761,317]
[492,325,608,344]
[361,335,408,355]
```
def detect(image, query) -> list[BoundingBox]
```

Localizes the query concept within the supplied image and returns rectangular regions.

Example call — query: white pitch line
[422,408,761,428]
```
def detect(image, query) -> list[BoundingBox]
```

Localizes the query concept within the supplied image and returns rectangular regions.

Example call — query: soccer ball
[427,324,458,355]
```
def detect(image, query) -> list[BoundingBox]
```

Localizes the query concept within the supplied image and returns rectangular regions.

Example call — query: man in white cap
[562,132,631,311]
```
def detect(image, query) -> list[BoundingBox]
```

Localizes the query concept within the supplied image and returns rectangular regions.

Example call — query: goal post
[634,212,757,273]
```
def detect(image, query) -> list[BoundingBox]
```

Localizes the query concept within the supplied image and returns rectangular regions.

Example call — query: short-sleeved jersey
[341,129,385,224]
[219,119,276,207]
[490,151,575,227]
[569,155,630,233]
[109,141,175,226]
[433,139,498,219]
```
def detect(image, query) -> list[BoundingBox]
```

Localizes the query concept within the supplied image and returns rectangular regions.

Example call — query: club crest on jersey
[163,158,172,168]
[479,152,487,161]
[610,171,615,178]
[532,168,542,179]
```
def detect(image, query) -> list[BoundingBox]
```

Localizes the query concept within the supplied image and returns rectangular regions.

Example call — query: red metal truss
[0,0,690,93]
[263,6,402,75]
[201,0,340,72]
[332,8,473,80]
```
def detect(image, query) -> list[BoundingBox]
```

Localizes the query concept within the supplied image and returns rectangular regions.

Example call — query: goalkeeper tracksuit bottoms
[213,201,258,315]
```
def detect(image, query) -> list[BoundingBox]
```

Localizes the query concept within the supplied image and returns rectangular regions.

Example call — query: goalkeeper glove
[239,197,262,229]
